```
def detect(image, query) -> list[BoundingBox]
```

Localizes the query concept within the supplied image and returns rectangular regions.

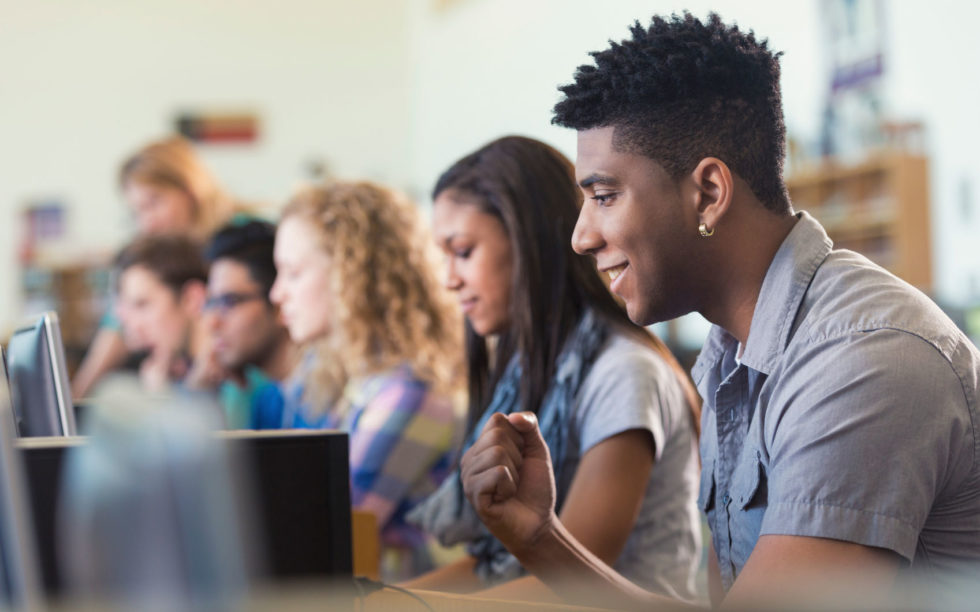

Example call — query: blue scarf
[407,309,609,584]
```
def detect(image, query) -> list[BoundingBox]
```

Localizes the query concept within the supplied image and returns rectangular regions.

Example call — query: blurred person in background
[404,136,702,602]
[72,137,236,399]
[199,220,299,429]
[270,180,464,580]
[114,234,211,393]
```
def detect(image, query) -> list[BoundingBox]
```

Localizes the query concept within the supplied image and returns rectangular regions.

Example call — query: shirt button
[722,493,731,506]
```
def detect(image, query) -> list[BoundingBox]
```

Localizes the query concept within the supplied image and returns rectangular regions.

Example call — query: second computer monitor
[5,312,76,437]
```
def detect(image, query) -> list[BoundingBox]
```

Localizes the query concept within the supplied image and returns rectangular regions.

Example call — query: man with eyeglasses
[200,220,299,429]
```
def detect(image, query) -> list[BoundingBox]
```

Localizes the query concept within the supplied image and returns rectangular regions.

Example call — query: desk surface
[361,588,614,611]
[245,585,618,611]
[47,585,619,611]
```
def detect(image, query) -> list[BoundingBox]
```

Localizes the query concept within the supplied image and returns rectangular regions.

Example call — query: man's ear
[180,280,208,316]
[691,157,734,234]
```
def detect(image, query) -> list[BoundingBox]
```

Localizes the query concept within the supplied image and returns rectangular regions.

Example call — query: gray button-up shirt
[693,212,980,591]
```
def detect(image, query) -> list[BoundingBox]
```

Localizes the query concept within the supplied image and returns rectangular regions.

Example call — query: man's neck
[257,334,300,382]
[701,211,798,345]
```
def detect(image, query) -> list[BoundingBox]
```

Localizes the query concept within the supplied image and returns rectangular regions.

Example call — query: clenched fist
[460,411,558,555]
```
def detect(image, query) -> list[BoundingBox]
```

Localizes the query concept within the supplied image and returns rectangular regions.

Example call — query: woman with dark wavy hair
[406,136,702,601]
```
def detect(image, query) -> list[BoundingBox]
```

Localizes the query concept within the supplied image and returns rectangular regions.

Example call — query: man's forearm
[514,518,696,610]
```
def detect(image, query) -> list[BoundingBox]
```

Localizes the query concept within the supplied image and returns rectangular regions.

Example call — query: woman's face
[116,265,192,353]
[432,191,514,336]
[270,215,334,344]
[124,179,196,235]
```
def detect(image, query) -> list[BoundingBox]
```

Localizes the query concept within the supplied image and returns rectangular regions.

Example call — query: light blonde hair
[282,181,463,413]
[120,137,234,240]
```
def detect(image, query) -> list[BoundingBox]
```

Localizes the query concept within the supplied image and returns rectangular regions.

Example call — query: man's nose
[571,203,602,256]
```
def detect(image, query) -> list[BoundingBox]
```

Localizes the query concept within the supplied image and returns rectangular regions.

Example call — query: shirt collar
[692,211,832,381]
[244,365,270,387]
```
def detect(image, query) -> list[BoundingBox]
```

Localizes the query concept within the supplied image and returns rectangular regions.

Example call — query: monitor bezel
[7,312,77,437]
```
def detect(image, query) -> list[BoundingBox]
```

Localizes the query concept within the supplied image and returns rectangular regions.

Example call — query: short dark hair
[205,219,277,300]
[114,234,207,295]
[553,12,791,213]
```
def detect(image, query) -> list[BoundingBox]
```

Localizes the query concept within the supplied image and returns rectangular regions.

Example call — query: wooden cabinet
[786,154,932,290]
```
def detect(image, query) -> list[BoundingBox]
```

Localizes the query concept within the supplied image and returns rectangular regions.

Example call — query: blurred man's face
[204,259,282,372]
[116,265,191,353]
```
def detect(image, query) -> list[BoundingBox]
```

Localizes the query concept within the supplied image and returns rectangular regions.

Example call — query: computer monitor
[17,430,351,596]
[0,351,43,609]
[5,312,77,437]
[0,347,8,406]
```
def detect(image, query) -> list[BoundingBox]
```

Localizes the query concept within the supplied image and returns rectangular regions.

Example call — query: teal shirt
[218,366,284,429]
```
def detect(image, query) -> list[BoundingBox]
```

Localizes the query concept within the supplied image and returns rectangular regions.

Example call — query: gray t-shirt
[694,212,980,591]
[559,329,702,601]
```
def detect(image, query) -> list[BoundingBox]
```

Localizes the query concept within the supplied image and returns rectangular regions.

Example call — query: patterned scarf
[407,308,609,584]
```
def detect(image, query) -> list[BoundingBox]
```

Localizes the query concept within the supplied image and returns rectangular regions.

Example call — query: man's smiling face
[571,126,699,325]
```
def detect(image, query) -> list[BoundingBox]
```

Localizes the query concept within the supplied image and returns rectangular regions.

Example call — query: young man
[114,235,209,393]
[201,220,298,428]
[460,13,980,608]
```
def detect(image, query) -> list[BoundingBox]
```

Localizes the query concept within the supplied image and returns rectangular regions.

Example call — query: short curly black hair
[205,219,277,301]
[553,12,790,213]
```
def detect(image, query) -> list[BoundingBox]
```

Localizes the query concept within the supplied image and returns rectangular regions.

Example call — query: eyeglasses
[203,291,267,314]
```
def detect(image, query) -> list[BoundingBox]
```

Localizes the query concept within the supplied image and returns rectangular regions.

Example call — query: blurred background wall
[2,0,978,350]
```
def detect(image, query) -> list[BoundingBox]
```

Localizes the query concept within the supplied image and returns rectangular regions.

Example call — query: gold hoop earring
[698,223,714,237]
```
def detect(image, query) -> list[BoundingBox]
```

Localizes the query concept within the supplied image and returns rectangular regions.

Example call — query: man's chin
[624,302,654,326]
[215,355,242,373]
[626,301,679,328]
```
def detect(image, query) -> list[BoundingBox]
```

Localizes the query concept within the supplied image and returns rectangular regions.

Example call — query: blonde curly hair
[282,181,463,414]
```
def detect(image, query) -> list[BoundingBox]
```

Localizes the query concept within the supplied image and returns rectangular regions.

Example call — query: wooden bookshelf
[786,153,932,290]
[18,262,111,376]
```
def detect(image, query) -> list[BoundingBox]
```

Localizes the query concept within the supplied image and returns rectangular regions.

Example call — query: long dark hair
[433,135,700,432]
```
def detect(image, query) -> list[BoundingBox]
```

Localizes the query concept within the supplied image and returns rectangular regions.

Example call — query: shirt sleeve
[574,334,686,461]
[346,376,455,529]
[760,328,975,561]
[99,307,122,332]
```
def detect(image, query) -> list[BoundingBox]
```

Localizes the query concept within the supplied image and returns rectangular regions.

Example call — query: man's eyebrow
[578,174,619,189]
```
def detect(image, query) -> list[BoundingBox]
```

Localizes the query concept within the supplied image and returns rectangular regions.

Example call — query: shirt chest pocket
[731,453,766,510]
[728,453,768,574]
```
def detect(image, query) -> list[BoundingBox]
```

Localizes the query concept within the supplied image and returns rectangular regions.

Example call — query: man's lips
[600,262,628,280]
[599,262,629,293]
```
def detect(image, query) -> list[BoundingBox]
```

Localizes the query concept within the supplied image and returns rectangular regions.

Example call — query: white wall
[2,0,978,333]
[408,0,824,197]
[0,0,416,330]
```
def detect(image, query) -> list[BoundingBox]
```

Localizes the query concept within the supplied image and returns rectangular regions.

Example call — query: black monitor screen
[5,313,76,437]
[18,430,351,596]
